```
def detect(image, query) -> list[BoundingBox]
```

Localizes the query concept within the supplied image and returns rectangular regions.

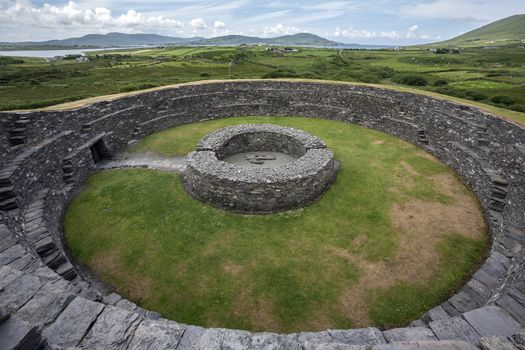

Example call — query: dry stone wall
[0,80,524,349]
[184,124,339,213]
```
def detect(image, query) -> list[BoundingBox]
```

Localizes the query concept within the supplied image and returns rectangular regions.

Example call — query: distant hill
[0,32,204,48]
[196,33,340,46]
[0,32,342,49]
[428,14,525,47]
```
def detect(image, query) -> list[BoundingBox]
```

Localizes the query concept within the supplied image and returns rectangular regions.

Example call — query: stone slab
[449,291,478,313]
[425,305,451,322]
[0,265,24,289]
[304,343,366,350]
[80,305,142,350]
[467,279,492,301]
[462,306,523,337]
[129,319,185,350]
[479,336,518,350]
[429,317,480,343]
[372,340,479,349]
[473,270,502,290]
[0,245,27,266]
[251,332,302,350]
[0,315,42,350]
[508,288,525,307]
[16,286,75,329]
[296,331,334,344]
[327,328,386,345]
[496,295,525,325]
[382,327,437,342]
[43,297,105,348]
[0,271,43,313]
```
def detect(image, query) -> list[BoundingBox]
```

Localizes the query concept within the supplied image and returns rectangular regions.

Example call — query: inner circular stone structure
[183,124,339,213]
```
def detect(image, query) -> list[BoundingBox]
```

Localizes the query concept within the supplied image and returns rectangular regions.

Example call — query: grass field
[1,44,524,124]
[65,116,489,332]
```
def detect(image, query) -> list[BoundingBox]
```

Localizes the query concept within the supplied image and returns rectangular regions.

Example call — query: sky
[0,0,524,44]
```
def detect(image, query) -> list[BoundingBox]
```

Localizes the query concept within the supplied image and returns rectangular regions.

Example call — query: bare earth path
[99,152,187,172]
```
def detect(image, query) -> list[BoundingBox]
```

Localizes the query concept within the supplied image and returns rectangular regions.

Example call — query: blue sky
[1,0,524,44]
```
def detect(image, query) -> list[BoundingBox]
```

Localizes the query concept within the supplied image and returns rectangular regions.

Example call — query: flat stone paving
[223,151,297,168]
[98,152,187,172]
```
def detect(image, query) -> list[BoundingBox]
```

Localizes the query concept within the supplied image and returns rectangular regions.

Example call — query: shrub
[510,104,525,113]
[435,87,466,99]
[433,79,449,86]
[491,95,515,105]
[465,91,486,101]
[358,74,381,84]
[199,72,210,77]
[64,54,81,60]
[119,83,157,93]
[393,74,428,86]
[261,68,298,79]
[0,57,24,65]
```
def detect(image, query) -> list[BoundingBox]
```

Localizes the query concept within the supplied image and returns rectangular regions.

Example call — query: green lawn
[65,116,488,332]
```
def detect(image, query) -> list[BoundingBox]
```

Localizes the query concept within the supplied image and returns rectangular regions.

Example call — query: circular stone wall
[183,124,339,213]
[1,80,524,349]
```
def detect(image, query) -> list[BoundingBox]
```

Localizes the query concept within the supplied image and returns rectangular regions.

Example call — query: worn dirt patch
[337,169,486,326]
[416,150,441,163]
[230,289,281,331]
[91,250,154,302]
[372,140,385,145]
[400,161,419,176]
[223,261,244,275]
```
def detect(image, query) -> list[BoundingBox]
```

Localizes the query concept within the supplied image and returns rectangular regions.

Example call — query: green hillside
[434,14,525,47]
[195,33,339,46]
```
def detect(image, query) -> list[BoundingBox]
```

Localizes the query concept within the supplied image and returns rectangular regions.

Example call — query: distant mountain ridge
[0,33,203,48]
[0,32,344,48]
[427,14,525,47]
[197,33,339,46]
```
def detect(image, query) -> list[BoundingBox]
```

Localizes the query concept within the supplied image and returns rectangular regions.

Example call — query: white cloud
[401,0,525,23]
[333,27,400,39]
[0,0,182,30]
[189,17,207,30]
[262,23,300,37]
[406,24,418,39]
[262,1,288,9]
[214,20,226,28]
[302,1,353,11]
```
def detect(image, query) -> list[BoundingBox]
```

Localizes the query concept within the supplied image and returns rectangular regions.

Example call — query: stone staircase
[8,115,30,147]
[24,190,77,280]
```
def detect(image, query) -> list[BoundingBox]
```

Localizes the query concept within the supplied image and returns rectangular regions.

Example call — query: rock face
[183,124,339,213]
[0,80,525,349]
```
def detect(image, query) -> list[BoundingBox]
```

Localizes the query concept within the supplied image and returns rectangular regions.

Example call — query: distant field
[1,45,524,124]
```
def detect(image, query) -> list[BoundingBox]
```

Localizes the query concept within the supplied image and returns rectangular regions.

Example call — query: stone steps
[8,116,30,147]
[24,189,78,281]
[0,313,44,350]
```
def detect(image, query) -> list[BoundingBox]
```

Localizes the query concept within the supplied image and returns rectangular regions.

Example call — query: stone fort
[0,80,524,349]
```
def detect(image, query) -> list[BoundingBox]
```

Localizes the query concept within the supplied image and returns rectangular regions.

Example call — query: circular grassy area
[65,116,488,332]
